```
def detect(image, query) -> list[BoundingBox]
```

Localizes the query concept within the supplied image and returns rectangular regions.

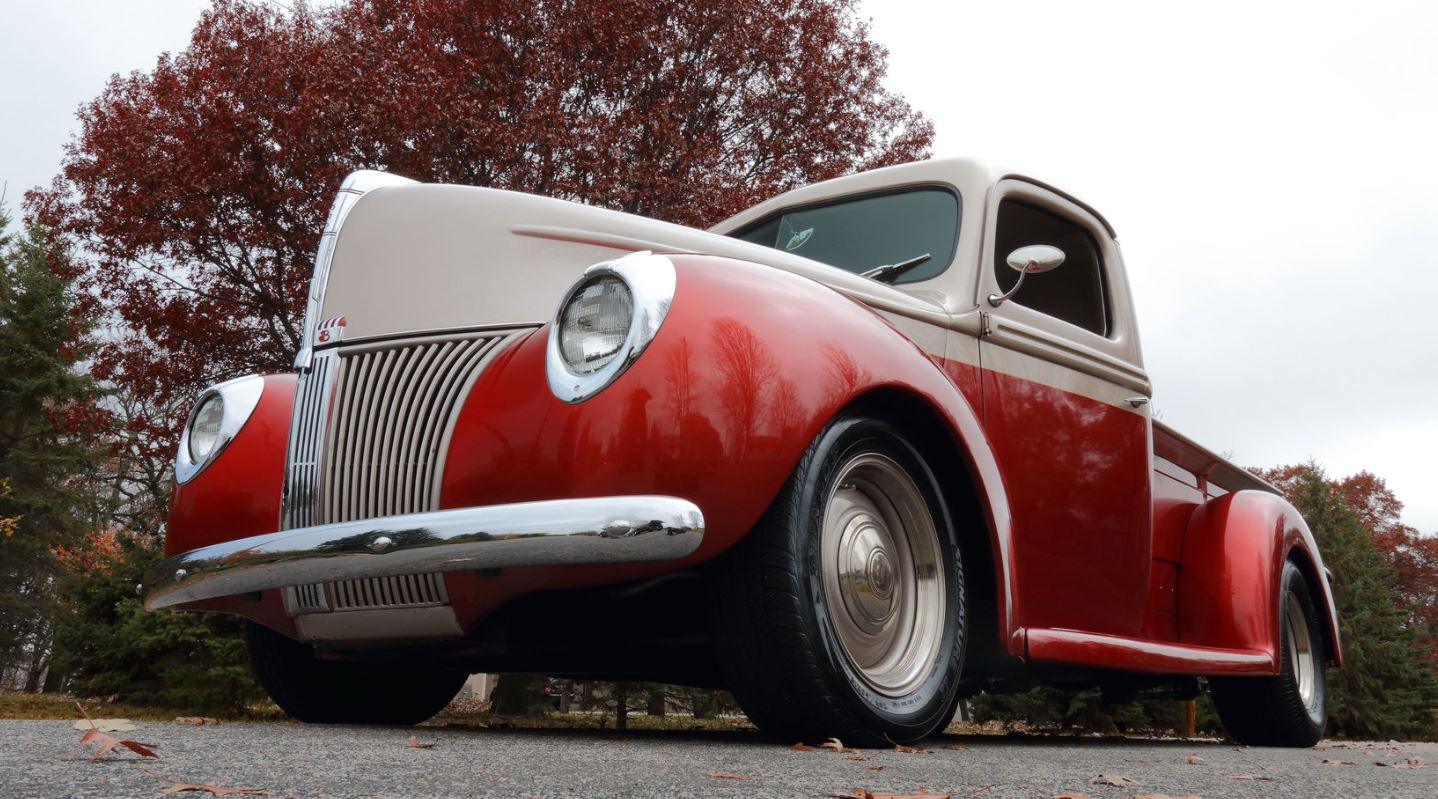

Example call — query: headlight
[558,276,634,375]
[186,394,225,462]
[546,251,676,403]
[175,375,266,483]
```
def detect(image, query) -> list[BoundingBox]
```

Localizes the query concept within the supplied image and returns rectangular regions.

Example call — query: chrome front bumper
[142,496,704,612]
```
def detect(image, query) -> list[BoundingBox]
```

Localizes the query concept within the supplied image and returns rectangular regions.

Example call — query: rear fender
[440,254,1018,643]
[1177,490,1342,668]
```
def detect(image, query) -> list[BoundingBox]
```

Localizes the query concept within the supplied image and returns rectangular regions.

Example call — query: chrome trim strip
[142,495,704,611]
[175,375,265,484]
[293,170,416,371]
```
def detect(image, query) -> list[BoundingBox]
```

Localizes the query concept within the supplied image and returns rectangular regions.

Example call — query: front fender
[1177,490,1342,669]
[166,373,293,557]
[440,254,1016,634]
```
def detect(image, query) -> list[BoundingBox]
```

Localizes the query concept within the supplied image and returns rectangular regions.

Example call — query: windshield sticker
[784,227,814,251]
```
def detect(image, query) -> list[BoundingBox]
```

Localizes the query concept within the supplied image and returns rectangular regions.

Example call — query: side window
[993,200,1109,336]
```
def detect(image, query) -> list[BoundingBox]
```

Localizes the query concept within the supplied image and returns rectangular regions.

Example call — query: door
[976,180,1153,640]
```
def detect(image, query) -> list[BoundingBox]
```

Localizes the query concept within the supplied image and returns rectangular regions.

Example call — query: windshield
[730,188,960,284]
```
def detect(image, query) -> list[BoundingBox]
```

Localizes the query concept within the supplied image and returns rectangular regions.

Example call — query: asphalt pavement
[2,720,1435,799]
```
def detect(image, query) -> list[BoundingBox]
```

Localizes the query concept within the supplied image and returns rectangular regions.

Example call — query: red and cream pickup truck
[144,158,1339,746]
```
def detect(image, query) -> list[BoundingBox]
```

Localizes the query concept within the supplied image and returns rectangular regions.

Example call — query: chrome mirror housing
[988,244,1065,307]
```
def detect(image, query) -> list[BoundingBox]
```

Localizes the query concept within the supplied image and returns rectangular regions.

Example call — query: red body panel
[978,370,1153,640]
[436,255,1017,634]
[1178,490,1343,667]
[166,373,292,557]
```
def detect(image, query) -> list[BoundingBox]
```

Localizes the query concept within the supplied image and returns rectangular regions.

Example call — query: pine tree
[0,205,100,689]
[1288,465,1438,739]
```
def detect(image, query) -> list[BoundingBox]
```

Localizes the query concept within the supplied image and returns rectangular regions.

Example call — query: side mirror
[988,245,1065,307]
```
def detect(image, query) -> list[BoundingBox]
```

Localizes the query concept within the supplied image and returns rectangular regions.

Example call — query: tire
[706,413,967,746]
[1210,561,1327,747]
[246,621,468,725]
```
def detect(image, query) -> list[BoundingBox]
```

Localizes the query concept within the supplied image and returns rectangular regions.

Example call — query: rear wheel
[246,621,467,725]
[1210,561,1327,747]
[707,413,967,746]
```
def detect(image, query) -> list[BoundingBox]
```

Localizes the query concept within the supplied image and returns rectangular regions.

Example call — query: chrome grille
[281,331,516,530]
[286,573,448,616]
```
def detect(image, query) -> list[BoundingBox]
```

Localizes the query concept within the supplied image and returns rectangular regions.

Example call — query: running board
[1025,628,1277,675]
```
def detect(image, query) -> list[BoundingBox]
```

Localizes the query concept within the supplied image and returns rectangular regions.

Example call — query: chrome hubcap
[821,453,944,698]
[1286,593,1317,710]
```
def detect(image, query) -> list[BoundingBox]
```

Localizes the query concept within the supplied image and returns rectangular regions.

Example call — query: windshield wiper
[860,253,931,284]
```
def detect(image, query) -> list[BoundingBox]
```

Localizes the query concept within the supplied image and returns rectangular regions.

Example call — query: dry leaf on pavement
[1231,773,1274,781]
[707,770,750,779]
[174,717,220,725]
[1134,794,1201,799]
[792,742,816,751]
[1184,753,1204,765]
[1053,793,1099,799]
[847,755,871,761]
[943,743,967,751]
[1389,757,1428,768]
[406,735,435,749]
[866,764,884,771]
[156,778,270,796]
[1089,774,1134,787]
[1321,758,1355,765]
[838,789,949,799]
[77,728,160,761]
[822,737,859,753]
[893,743,927,753]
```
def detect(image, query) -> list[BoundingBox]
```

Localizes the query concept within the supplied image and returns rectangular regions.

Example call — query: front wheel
[707,413,967,746]
[246,621,467,725]
[1210,561,1327,747]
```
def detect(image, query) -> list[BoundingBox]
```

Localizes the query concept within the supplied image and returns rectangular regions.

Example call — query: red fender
[1177,490,1343,669]
[166,373,293,556]
[439,254,1017,640]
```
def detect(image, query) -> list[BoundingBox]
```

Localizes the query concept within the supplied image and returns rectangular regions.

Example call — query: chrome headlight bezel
[175,374,266,484]
[546,251,676,403]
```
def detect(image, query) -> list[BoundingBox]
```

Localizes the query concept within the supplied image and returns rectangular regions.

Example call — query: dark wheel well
[841,387,1004,676]
[1286,549,1336,665]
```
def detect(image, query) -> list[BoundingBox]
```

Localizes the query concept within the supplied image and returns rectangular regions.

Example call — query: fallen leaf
[1321,758,1355,766]
[1053,794,1099,799]
[72,719,138,732]
[943,743,967,751]
[406,735,435,749]
[174,717,220,726]
[869,790,948,799]
[1231,773,1274,781]
[1184,753,1205,765]
[792,742,816,751]
[707,770,750,779]
[1089,774,1134,787]
[1134,795,1202,799]
[157,781,269,796]
[847,755,871,761]
[893,743,927,753]
[1390,757,1428,769]
[867,765,884,771]
[822,737,859,753]
[78,728,159,761]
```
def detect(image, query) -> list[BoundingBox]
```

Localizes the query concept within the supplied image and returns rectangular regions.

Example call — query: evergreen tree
[0,205,100,689]
[1288,465,1438,739]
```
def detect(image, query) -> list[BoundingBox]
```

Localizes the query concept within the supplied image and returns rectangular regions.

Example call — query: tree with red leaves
[28,0,933,448]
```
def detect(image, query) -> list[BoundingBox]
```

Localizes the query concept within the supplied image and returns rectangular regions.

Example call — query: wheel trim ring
[1286,592,1318,711]
[820,452,945,698]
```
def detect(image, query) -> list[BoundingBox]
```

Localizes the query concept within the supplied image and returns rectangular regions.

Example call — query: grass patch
[0,690,282,722]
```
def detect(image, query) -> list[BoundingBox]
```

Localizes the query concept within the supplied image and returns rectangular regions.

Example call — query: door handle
[1125,396,1150,409]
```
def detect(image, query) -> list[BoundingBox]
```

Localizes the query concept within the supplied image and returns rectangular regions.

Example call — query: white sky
[2,0,1434,531]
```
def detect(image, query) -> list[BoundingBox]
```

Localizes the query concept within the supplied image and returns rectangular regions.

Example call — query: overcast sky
[2,1,1434,531]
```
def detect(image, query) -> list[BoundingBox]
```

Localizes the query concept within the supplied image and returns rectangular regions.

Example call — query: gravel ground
[2,720,1435,799]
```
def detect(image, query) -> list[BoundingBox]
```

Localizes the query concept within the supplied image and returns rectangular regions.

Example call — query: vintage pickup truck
[144,158,1340,746]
